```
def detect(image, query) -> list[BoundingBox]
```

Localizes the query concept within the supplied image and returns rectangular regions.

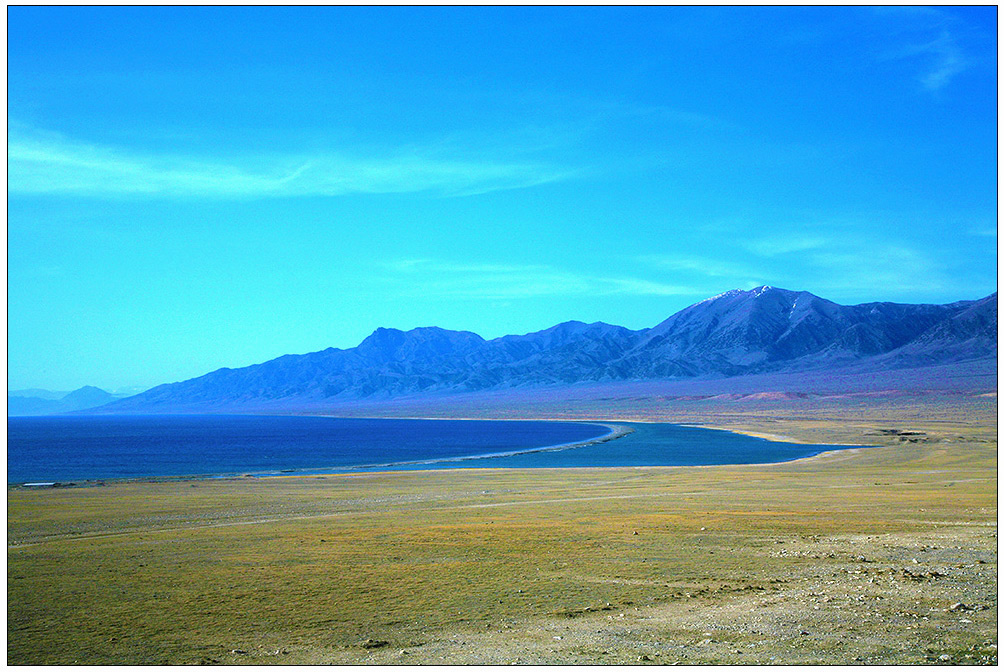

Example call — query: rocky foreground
[342,526,996,666]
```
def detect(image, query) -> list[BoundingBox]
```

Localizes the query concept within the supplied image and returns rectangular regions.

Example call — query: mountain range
[8,386,121,416]
[93,286,997,414]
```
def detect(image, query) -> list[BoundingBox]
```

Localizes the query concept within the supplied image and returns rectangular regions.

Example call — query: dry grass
[7,394,997,665]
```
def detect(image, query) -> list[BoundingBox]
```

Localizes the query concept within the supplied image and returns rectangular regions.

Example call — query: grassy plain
[8,393,997,665]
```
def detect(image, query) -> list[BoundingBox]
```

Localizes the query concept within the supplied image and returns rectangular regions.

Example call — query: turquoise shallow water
[355,421,851,472]
[7,415,855,483]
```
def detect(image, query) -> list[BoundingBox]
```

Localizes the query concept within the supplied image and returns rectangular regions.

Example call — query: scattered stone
[939,654,952,662]
[948,602,970,612]
[229,649,248,655]
[639,654,652,661]
[360,639,389,649]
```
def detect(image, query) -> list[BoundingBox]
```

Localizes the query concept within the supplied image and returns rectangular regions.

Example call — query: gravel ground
[277,526,997,666]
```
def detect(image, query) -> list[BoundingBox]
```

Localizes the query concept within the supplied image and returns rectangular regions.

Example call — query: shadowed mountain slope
[96,287,996,413]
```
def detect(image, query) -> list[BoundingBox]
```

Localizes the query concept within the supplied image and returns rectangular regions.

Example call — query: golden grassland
[7,395,997,665]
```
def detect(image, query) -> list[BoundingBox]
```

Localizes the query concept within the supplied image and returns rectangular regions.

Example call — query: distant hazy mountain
[95,286,997,413]
[8,386,119,416]
[8,388,69,401]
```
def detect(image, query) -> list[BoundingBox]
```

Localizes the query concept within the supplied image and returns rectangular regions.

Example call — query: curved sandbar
[408,420,864,472]
[672,422,877,466]
[341,422,634,470]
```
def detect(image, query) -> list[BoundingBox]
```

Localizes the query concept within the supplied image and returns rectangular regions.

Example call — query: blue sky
[8,6,998,392]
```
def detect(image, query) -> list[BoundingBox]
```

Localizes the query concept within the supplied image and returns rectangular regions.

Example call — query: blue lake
[6,415,852,483]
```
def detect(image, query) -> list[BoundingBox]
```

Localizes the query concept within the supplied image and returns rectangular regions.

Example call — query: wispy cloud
[905,31,967,91]
[638,225,978,301]
[638,254,761,280]
[739,232,965,298]
[873,8,980,92]
[741,235,831,257]
[8,125,573,199]
[805,245,955,296]
[968,226,997,238]
[381,259,699,300]
[602,277,702,297]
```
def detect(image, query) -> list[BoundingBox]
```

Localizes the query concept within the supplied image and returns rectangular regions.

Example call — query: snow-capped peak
[696,288,744,305]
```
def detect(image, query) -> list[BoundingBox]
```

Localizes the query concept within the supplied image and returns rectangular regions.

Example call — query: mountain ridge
[92,286,997,413]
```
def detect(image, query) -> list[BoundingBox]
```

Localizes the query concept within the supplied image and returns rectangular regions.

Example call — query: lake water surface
[7,415,852,483]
